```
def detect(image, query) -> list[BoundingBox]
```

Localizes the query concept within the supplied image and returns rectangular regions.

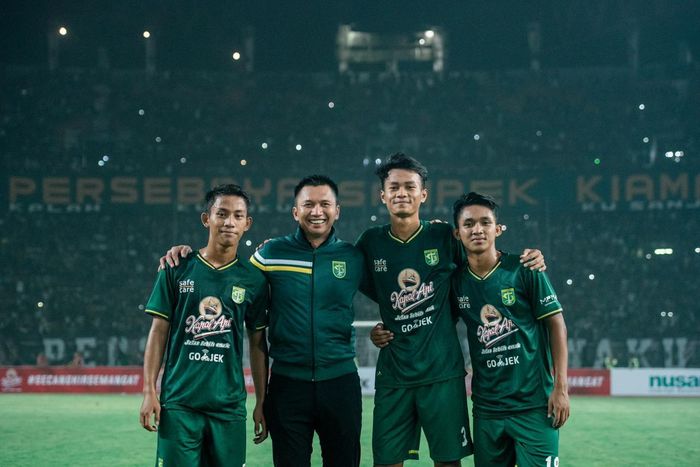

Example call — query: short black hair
[204,184,251,213]
[293,174,339,200]
[375,153,428,187]
[452,192,500,227]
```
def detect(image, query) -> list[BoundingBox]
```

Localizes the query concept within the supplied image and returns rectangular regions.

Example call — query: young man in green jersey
[451,192,569,467]
[140,184,269,467]
[160,175,364,467]
[359,154,545,467]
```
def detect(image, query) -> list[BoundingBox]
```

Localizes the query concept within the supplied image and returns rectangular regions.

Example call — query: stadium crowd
[1,64,698,367]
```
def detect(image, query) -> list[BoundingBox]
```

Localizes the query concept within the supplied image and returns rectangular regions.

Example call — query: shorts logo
[424,249,439,266]
[501,288,516,306]
[231,286,246,304]
[332,261,346,279]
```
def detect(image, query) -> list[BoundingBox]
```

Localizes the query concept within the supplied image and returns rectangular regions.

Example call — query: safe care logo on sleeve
[179,279,194,293]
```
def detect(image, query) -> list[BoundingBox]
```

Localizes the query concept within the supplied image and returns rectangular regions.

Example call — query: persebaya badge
[424,249,439,266]
[332,261,346,279]
[501,288,516,306]
[231,286,246,304]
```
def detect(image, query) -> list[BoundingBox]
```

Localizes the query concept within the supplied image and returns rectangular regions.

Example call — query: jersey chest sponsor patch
[390,268,435,314]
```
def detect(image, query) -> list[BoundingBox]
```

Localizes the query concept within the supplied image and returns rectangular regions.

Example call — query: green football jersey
[145,252,268,420]
[451,253,563,417]
[356,221,466,388]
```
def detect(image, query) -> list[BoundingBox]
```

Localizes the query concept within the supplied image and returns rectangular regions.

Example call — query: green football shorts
[373,376,473,464]
[156,408,246,467]
[473,408,559,467]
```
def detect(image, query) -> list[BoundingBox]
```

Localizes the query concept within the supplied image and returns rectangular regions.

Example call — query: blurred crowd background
[2,0,698,370]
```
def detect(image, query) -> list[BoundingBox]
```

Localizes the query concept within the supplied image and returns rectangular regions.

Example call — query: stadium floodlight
[155,136,162,143]
[374,158,381,165]
[143,31,151,39]
[232,51,241,61]
[138,109,145,116]
[246,240,252,247]
[695,247,700,254]
[261,142,268,149]
[638,103,645,110]
[665,151,674,158]
[58,26,68,36]
[240,159,247,166]
[419,38,426,45]
[328,101,335,109]
[654,248,673,255]
[588,274,595,280]
[566,279,573,285]
[425,30,435,38]
[180,157,187,164]
[370,215,377,222]
[643,136,649,143]
[37,301,44,308]
[473,134,480,141]
[295,144,302,151]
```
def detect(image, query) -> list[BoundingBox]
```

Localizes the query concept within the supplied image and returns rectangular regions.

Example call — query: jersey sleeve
[144,267,175,320]
[523,267,563,320]
[245,276,269,332]
[355,232,377,301]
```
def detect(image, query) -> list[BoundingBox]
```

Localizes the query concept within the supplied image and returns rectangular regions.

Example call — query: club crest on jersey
[231,286,246,304]
[424,249,439,266]
[332,261,346,279]
[501,288,516,306]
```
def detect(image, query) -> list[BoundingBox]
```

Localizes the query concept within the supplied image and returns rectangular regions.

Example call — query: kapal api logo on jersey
[332,261,346,279]
[391,268,435,314]
[501,288,516,306]
[184,296,232,340]
[477,304,519,348]
[231,286,246,304]
[424,249,439,266]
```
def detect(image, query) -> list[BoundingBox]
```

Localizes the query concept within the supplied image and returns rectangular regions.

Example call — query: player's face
[454,204,502,254]
[201,195,252,247]
[380,169,427,219]
[293,184,340,243]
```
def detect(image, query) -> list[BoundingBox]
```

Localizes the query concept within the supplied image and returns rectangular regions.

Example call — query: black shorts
[264,372,362,467]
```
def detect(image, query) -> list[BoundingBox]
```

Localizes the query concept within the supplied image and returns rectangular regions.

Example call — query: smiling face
[293,184,340,244]
[201,195,252,248]
[380,168,427,220]
[454,204,502,255]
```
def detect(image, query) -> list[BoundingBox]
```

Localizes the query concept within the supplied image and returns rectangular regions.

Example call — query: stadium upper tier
[1,66,698,367]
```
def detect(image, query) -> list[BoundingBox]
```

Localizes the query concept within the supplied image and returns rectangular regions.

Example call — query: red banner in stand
[465,368,610,396]
[1,366,256,394]
[567,368,610,395]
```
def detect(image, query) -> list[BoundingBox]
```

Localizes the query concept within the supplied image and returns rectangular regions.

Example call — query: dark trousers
[264,371,362,467]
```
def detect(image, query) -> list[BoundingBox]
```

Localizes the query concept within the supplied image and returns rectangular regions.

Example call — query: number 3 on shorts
[545,456,559,467]
[460,426,468,447]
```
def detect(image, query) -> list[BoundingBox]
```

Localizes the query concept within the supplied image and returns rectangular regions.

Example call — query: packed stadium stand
[2,64,698,368]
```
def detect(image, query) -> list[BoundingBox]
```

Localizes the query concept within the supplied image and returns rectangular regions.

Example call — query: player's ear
[495,224,503,237]
[453,228,460,240]
[334,204,340,220]
[420,186,428,204]
[201,211,209,228]
[380,190,387,205]
[244,216,252,232]
[292,205,300,221]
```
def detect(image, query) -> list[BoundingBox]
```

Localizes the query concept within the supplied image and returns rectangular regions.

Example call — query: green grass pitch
[1,394,698,466]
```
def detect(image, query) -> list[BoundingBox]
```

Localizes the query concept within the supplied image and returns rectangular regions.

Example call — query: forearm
[547,314,569,391]
[143,318,169,393]
[248,329,269,404]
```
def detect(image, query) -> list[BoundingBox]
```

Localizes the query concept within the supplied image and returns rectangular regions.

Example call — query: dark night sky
[1,0,698,71]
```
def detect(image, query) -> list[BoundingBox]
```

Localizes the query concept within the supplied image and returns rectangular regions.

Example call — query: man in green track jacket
[250,174,364,467]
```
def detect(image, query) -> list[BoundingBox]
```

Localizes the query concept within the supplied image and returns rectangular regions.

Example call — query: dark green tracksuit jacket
[250,227,364,381]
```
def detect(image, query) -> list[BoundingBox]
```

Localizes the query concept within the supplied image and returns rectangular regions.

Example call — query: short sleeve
[145,267,175,320]
[524,268,563,320]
